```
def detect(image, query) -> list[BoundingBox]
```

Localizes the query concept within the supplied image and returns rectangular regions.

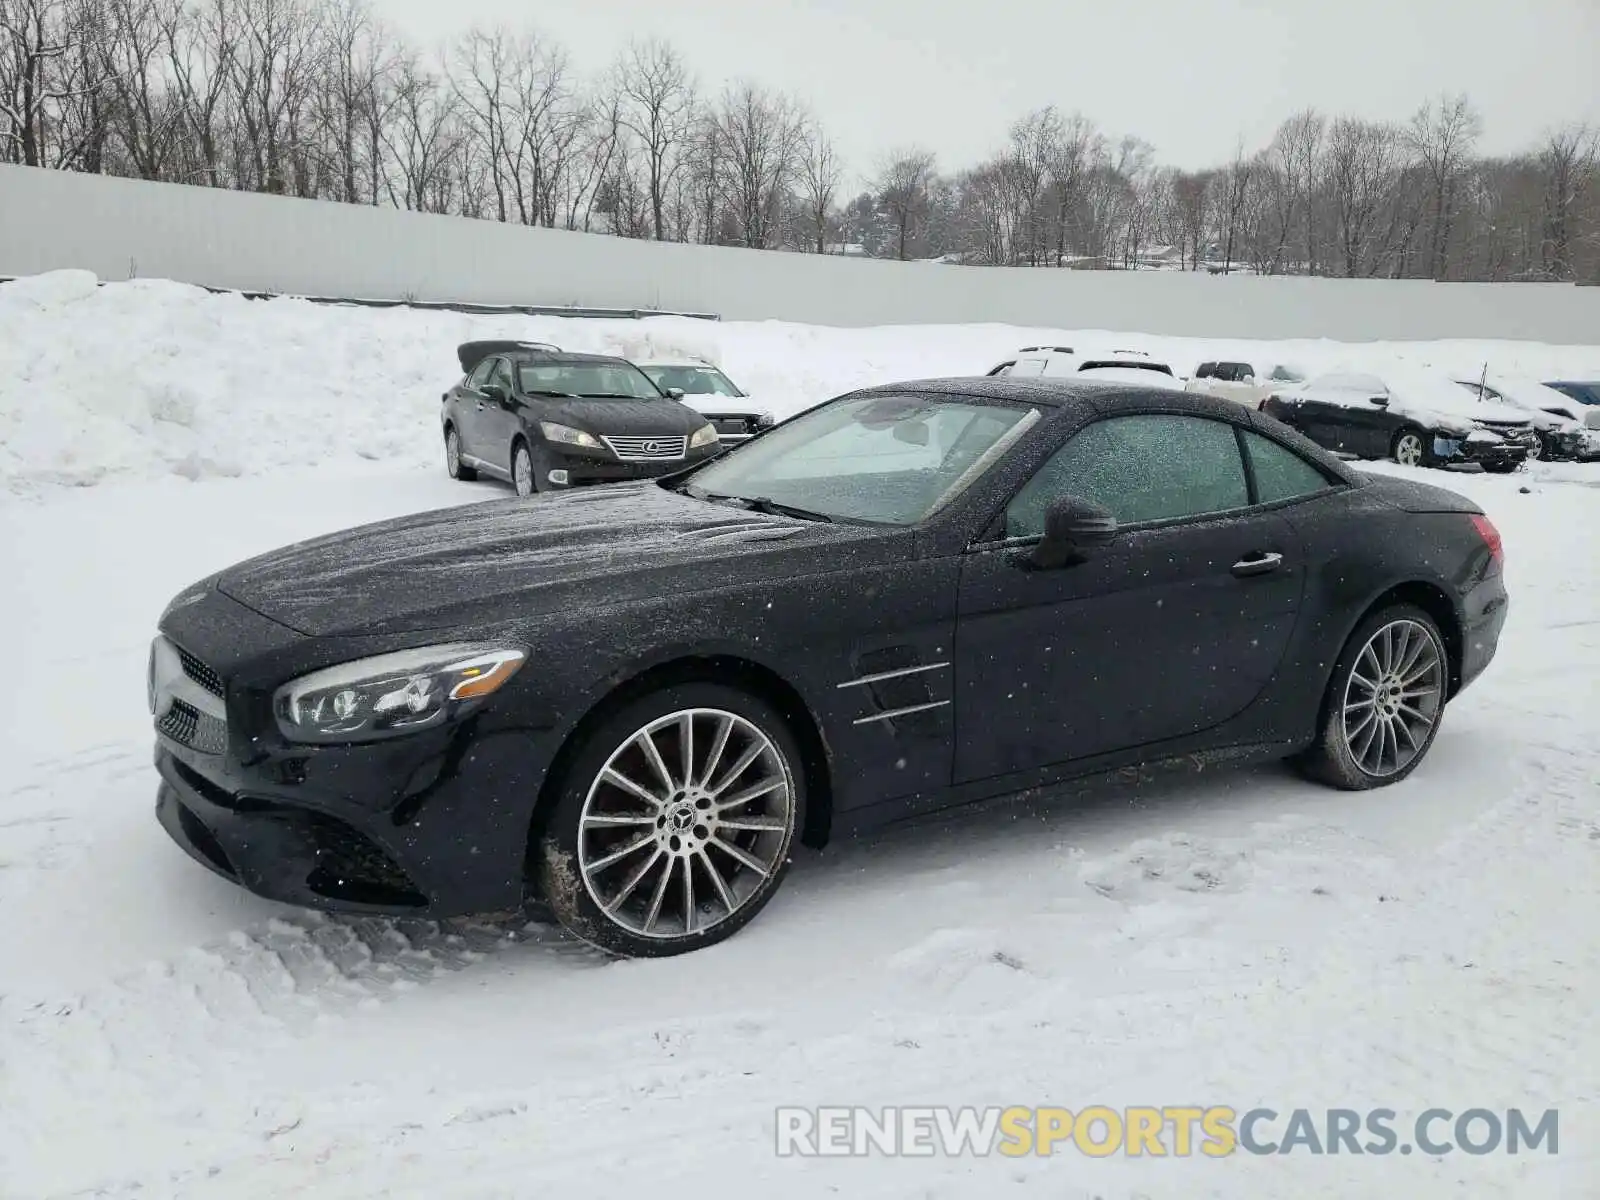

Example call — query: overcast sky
[378,0,1600,183]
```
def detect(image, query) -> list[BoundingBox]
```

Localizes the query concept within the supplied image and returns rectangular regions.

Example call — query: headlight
[688,423,720,449]
[274,643,526,744]
[539,422,603,449]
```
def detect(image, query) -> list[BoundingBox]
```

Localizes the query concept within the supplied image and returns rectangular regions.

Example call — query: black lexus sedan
[443,341,722,495]
[151,379,1508,958]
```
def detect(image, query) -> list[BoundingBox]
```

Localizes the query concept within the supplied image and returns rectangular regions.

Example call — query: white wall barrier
[5,162,1600,343]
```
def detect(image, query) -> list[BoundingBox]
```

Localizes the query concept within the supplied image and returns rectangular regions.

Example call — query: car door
[479,357,520,472]
[454,357,498,462]
[953,413,1305,784]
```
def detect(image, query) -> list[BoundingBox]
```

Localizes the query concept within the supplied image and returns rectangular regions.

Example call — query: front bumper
[544,441,720,486]
[153,706,558,917]
[1432,432,1529,469]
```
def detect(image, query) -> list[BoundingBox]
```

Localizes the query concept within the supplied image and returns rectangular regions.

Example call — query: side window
[1195,362,1216,379]
[466,359,495,389]
[489,359,514,391]
[1005,415,1250,538]
[1242,430,1335,503]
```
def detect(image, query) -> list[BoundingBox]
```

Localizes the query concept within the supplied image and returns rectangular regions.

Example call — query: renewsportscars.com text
[774,1105,1560,1158]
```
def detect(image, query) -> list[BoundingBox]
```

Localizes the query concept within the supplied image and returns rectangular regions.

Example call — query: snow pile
[3,270,1599,493]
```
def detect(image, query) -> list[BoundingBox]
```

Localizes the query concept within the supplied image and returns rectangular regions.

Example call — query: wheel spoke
[718,815,789,833]
[682,856,697,935]
[1357,645,1382,682]
[708,740,765,795]
[1396,700,1436,726]
[637,728,676,793]
[678,713,695,791]
[588,834,655,873]
[714,776,787,812]
[710,835,771,878]
[582,811,655,828]
[643,856,674,932]
[601,767,665,809]
[698,849,738,912]
[606,845,664,913]
[698,715,733,789]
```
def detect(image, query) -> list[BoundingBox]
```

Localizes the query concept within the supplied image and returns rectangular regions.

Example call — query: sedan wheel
[537,684,802,957]
[445,428,476,481]
[513,443,535,497]
[1295,605,1447,790]
[1392,430,1425,467]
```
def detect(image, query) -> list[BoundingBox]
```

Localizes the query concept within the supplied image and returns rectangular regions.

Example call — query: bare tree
[797,119,839,253]
[874,146,935,260]
[614,36,694,240]
[1170,170,1210,269]
[1407,93,1482,279]
[1326,117,1401,276]
[1537,123,1598,280]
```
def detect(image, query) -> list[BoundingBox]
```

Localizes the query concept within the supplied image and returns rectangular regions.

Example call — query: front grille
[177,646,224,696]
[601,434,687,461]
[158,699,228,754]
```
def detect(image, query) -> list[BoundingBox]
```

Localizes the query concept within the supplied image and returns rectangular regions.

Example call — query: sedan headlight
[539,422,603,450]
[274,643,526,744]
[688,423,720,449]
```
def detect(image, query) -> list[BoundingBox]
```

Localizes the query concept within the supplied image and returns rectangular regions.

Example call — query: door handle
[1231,551,1284,578]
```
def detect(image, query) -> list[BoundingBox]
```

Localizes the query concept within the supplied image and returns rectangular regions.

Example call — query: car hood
[676,393,775,419]
[215,483,887,637]
[538,398,712,436]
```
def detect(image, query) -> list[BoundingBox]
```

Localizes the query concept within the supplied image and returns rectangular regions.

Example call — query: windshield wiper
[694,492,833,523]
[577,392,651,399]
[524,389,579,398]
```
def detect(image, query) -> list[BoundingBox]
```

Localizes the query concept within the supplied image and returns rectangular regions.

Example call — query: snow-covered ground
[2,275,1598,1197]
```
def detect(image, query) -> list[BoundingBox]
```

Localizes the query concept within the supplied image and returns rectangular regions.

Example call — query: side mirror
[480,383,508,403]
[1368,395,1388,406]
[665,387,686,401]
[1585,410,1600,431]
[1030,496,1118,569]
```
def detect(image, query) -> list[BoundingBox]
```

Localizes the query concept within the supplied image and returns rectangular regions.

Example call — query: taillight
[1469,514,1503,565]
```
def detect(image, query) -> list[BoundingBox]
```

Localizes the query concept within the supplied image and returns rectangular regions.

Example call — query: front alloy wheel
[513,442,535,497]
[537,684,802,956]
[1392,430,1426,467]
[445,428,476,481]
[1296,605,1447,790]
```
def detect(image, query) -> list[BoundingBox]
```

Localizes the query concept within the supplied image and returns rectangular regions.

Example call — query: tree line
[3,0,1596,282]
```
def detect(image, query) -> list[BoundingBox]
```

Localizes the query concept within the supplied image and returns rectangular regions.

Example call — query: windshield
[640,365,744,398]
[681,393,1038,525]
[516,362,664,399]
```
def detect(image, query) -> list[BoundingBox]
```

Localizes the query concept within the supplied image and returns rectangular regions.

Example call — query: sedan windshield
[641,365,744,397]
[681,394,1038,525]
[517,363,664,399]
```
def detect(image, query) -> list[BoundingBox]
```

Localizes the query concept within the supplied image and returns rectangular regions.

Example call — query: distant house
[823,242,869,258]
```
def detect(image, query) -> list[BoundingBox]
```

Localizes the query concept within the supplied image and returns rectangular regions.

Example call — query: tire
[1295,604,1449,791]
[1390,427,1428,468]
[536,682,805,958]
[445,427,476,481]
[512,440,536,497]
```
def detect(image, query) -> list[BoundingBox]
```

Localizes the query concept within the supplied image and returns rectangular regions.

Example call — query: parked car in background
[443,342,721,495]
[1186,361,1307,408]
[987,347,1182,389]
[633,358,776,447]
[1450,373,1593,461]
[1261,370,1536,472]
[1542,380,1600,411]
[151,376,1508,957]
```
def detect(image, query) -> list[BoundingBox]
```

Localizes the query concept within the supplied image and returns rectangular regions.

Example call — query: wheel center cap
[668,805,696,833]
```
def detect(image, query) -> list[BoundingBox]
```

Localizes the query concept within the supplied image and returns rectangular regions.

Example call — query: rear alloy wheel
[512,442,535,497]
[445,428,476,481]
[1296,605,1448,790]
[537,684,802,957]
[1391,429,1426,468]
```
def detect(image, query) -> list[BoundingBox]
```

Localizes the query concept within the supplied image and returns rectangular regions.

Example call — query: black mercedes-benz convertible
[150,378,1508,957]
